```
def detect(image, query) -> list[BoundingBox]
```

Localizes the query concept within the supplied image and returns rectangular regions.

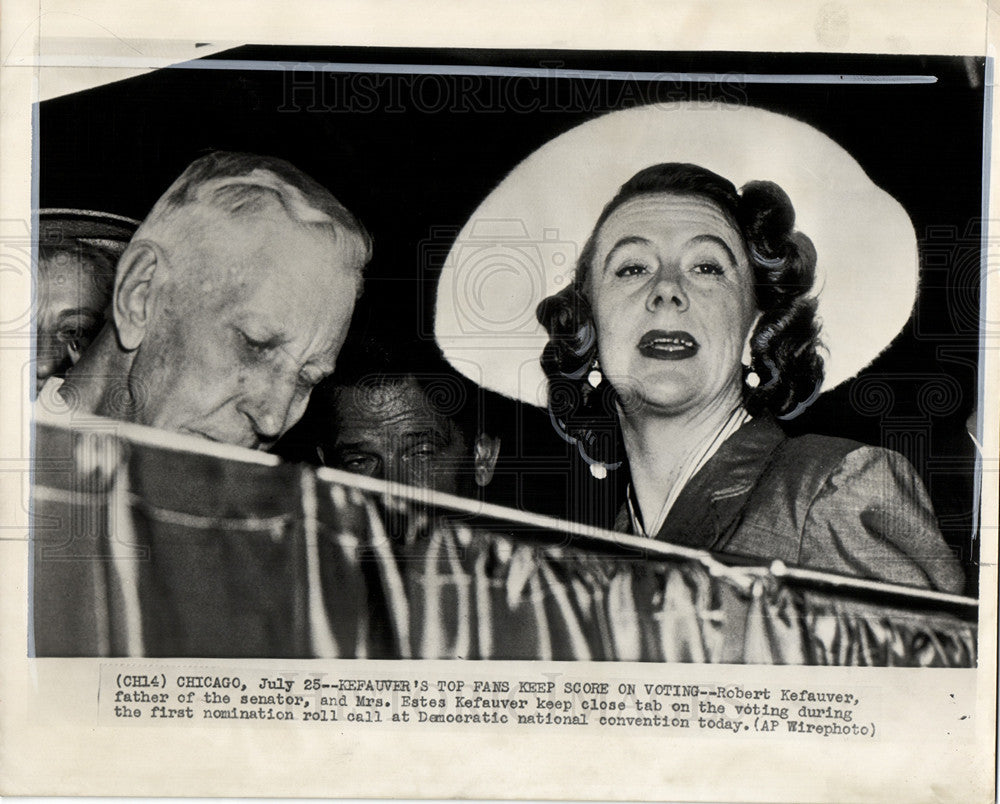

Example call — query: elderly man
[40,152,371,450]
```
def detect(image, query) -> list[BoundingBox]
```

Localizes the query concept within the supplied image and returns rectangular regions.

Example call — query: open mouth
[637,330,699,360]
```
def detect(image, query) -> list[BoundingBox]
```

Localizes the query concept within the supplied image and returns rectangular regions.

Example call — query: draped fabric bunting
[31,421,977,665]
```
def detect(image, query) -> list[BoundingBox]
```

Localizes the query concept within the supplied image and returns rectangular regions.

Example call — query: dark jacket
[614,416,965,593]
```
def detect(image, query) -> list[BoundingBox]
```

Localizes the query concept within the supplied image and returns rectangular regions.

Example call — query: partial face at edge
[36,250,113,394]
[586,192,759,417]
[126,212,361,449]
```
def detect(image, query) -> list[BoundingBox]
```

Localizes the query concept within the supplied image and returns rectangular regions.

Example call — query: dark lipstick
[637,329,699,360]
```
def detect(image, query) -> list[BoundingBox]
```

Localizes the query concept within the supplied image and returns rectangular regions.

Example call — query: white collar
[35,376,73,421]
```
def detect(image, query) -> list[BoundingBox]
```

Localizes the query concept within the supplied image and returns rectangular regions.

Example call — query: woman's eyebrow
[603,235,652,273]
[55,307,100,322]
[688,234,738,265]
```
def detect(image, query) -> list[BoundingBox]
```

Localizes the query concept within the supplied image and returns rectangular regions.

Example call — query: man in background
[280,337,501,496]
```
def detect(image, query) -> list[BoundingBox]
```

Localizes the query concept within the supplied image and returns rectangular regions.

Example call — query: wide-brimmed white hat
[435,102,919,408]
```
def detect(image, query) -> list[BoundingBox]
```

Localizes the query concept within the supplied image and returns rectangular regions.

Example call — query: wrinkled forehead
[39,247,113,277]
[597,192,743,246]
[160,200,365,285]
[164,219,357,323]
[38,249,115,304]
[335,378,448,430]
[152,214,358,368]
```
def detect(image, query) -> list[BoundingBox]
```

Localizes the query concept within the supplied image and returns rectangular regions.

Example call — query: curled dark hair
[536,162,824,466]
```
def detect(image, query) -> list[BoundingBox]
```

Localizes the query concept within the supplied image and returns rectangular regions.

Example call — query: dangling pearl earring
[589,463,608,480]
[587,359,603,389]
[741,339,759,388]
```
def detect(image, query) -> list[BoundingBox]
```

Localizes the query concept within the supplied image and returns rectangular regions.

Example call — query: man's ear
[113,241,161,351]
[473,433,501,488]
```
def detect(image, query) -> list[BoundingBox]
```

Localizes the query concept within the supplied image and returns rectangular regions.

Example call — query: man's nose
[239,374,300,444]
[645,265,689,313]
[384,456,408,486]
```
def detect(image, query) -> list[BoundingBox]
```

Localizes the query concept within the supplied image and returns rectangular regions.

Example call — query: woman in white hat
[534,161,963,592]
[435,103,969,592]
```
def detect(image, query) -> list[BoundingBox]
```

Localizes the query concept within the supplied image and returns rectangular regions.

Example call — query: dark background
[38,48,986,591]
